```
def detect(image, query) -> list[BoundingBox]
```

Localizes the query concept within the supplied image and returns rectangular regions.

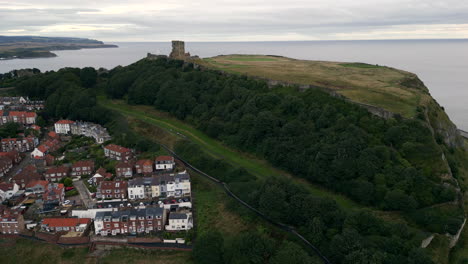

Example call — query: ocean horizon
[1,39,467,130]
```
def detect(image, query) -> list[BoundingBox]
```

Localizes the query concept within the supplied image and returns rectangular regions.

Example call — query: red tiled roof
[45,166,70,175]
[9,111,36,118]
[55,120,75,125]
[115,161,133,168]
[25,180,48,189]
[155,156,174,162]
[48,131,58,138]
[95,167,112,179]
[136,159,153,166]
[37,145,48,153]
[31,125,41,130]
[0,182,14,192]
[0,151,18,163]
[100,181,127,190]
[42,218,91,228]
[72,160,94,169]
[104,144,130,153]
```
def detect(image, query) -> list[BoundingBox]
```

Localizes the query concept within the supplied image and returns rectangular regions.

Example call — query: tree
[80,67,98,88]
[270,241,318,264]
[62,177,73,187]
[193,231,224,264]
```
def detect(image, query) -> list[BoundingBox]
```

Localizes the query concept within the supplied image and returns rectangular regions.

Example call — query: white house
[0,183,19,201]
[165,213,193,231]
[54,120,75,134]
[128,182,145,200]
[31,145,47,158]
[155,156,175,171]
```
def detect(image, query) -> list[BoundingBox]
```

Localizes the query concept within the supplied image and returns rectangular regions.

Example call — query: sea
[1,40,467,130]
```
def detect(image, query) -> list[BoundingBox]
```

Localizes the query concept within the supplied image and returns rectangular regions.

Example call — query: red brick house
[104,144,133,161]
[0,156,12,177]
[11,165,42,188]
[98,181,128,199]
[135,159,153,174]
[45,154,55,166]
[71,160,94,177]
[115,161,133,178]
[44,166,70,182]
[25,180,48,194]
[0,150,21,164]
[41,218,91,233]
[94,207,166,236]
[0,205,25,234]
[1,136,37,152]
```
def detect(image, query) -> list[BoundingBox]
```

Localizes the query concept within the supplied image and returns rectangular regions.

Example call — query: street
[73,180,95,209]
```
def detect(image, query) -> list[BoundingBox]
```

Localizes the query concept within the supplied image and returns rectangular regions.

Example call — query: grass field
[0,238,91,264]
[198,55,430,117]
[99,249,193,264]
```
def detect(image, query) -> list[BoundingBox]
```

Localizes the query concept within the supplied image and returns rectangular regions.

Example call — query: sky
[1,0,468,41]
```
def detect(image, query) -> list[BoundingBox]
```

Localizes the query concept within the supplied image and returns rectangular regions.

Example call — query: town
[0,98,193,248]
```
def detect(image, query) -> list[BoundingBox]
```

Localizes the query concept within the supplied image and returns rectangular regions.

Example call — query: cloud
[0,0,467,41]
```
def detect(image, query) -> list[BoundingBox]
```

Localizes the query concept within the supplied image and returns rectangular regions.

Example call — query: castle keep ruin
[147,40,199,61]
[169,40,186,60]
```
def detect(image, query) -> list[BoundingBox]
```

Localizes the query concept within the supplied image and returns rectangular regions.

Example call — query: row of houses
[1,135,39,153]
[0,111,37,125]
[54,120,111,144]
[97,171,191,200]
[0,205,25,234]
[0,97,44,111]
[115,156,175,178]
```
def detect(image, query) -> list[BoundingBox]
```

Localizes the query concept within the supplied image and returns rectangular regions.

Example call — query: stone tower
[169,40,186,60]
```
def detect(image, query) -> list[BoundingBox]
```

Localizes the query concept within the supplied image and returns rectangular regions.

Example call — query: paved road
[73,180,95,209]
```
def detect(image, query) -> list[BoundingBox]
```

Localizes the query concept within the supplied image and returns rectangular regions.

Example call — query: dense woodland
[4,57,466,263]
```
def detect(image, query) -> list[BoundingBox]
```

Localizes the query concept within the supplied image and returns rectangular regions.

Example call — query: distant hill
[0,35,117,60]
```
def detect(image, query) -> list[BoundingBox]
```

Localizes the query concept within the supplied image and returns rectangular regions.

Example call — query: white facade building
[54,120,75,134]
[165,213,193,231]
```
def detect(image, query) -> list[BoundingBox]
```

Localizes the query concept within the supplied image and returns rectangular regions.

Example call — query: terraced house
[0,111,36,125]
[127,172,191,200]
[98,181,128,199]
[104,144,133,161]
[1,136,38,152]
[155,156,175,171]
[44,166,70,182]
[71,160,94,177]
[0,205,24,234]
[115,161,133,178]
[135,159,153,174]
[94,207,165,236]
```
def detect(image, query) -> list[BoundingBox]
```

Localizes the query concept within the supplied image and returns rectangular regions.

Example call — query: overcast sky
[1,0,468,41]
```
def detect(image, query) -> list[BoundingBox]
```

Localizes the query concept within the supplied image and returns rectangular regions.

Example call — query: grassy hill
[198,55,430,118]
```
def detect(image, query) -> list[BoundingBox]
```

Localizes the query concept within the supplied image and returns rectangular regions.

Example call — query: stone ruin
[147,40,199,61]
[169,40,188,60]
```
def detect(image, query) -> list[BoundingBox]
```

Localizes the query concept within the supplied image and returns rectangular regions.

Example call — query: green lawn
[100,249,193,264]
[0,238,90,264]
[98,96,360,210]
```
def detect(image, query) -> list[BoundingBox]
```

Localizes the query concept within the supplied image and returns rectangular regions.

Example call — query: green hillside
[4,55,468,263]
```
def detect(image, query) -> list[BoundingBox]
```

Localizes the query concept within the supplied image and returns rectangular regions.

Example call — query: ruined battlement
[169,40,189,60]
